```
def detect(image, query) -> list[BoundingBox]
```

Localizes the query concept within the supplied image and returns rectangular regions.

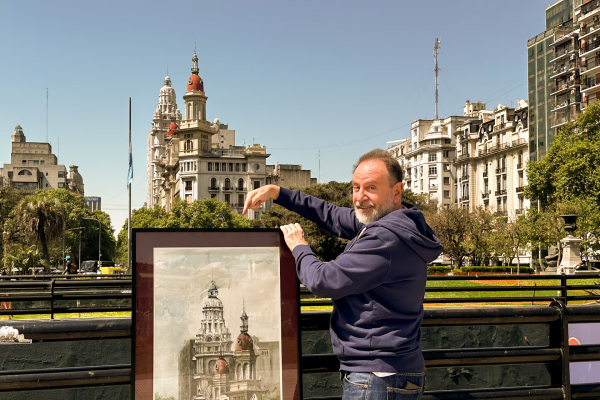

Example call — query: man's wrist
[270,185,281,200]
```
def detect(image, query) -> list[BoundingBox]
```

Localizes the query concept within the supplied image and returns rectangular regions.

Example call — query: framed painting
[132,229,301,400]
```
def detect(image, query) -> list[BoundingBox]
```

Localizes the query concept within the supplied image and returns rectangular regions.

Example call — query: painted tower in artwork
[184,282,279,400]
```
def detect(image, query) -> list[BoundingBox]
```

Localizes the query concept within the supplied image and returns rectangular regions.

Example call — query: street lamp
[84,218,102,264]
[64,227,84,270]
[2,222,8,275]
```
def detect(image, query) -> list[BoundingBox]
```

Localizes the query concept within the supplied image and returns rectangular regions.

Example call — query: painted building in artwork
[179,281,280,400]
[147,52,270,220]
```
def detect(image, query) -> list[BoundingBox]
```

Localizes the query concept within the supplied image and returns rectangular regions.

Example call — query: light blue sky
[0,0,552,234]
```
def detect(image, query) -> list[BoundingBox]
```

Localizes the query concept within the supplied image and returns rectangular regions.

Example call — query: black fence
[0,274,599,399]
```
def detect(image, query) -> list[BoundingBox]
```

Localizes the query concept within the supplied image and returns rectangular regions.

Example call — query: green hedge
[427,265,451,275]
[457,266,534,274]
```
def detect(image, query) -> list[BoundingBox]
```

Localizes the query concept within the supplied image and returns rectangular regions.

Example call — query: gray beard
[354,199,395,224]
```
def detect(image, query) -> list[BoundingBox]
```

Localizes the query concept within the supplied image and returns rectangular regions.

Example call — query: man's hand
[243,185,281,215]
[280,223,309,251]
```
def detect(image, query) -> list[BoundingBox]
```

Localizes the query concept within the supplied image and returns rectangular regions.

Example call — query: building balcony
[581,79,600,95]
[429,185,438,191]
[580,39,600,58]
[515,208,525,215]
[580,0,600,23]
[579,23,600,40]
[455,154,470,162]
[461,195,469,201]
[581,56,600,77]
[512,138,527,147]
[495,167,506,174]
[235,187,246,192]
[550,82,570,96]
[208,186,220,191]
[482,191,490,200]
[551,98,571,112]
[550,62,578,79]
[222,186,233,192]
[495,189,507,196]
[551,45,575,62]
[460,174,469,181]
[582,96,600,109]
[516,186,524,193]
[483,171,488,177]
[494,210,508,217]
[550,112,575,128]
[493,121,514,132]
[517,163,524,170]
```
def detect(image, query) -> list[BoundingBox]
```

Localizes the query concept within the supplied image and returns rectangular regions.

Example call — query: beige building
[147,52,271,219]
[265,164,317,189]
[0,125,84,195]
[454,101,530,219]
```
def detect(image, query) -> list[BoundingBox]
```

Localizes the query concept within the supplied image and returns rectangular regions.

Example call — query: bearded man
[243,149,442,400]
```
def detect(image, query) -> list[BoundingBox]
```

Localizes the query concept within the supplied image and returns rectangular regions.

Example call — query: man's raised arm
[243,185,361,240]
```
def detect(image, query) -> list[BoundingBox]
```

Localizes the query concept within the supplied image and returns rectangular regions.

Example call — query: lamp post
[2,222,8,275]
[64,227,85,270]
[84,218,102,264]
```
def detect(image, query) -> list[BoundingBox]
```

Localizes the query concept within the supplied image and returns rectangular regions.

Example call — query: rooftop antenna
[434,38,441,120]
[46,88,49,143]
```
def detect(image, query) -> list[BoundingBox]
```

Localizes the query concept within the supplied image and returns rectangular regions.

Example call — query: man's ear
[394,181,404,205]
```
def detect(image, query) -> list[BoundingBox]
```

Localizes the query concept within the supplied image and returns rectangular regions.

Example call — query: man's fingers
[242,192,254,215]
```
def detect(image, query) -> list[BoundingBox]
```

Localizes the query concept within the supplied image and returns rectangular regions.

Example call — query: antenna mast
[434,38,441,119]
[46,88,49,142]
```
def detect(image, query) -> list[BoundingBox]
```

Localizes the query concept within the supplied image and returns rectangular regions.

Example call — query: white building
[147,52,270,219]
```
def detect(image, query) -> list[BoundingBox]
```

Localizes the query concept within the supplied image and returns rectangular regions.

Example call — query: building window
[238,179,244,190]
[208,162,213,172]
[185,181,192,191]
[22,160,26,164]
[444,190,450,198]
[254,212,260,220]
[45,172,48,176]
[254,181,260,190]
[58,182,65,188]
[429,166,437,175]
[235,163,240,172]
[40,160,45,165]
[224,178,231,190]
[18,170,32,176]
[242,163,247,172]
[211,193,217,199]
[225,193,230,204]
[215,163,220,172]
[445,139,452,144]
[443,150,449,158]
[443,177,450,185]
[229,163,234,172]
[429,153,437,162]
[221,163,226,171]
[238,194,244,205]
[211,178,217,189]
[443,164,450,171]
[58,172,65,178]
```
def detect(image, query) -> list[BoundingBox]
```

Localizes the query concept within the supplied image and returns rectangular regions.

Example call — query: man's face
[352,159,403,224]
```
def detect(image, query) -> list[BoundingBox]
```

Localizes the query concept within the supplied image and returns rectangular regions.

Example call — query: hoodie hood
[369,202,443,263]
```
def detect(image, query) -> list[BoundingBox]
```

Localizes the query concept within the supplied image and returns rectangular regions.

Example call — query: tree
[3,244,44,275]
[0,185,23,259]
[493,216,528,272]
[116,198,252,266]
[427,205,494,268]
[12,193,65,272]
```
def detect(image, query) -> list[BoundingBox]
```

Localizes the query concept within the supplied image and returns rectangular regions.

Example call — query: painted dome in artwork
[214,358,229,374]
[235,332,253,351]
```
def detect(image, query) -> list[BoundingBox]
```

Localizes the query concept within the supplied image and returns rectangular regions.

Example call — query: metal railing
[1,274,599,398]
[581,0,600,17]
[581,40,600,55]
[495,189,507,196]
[208,186,220,191]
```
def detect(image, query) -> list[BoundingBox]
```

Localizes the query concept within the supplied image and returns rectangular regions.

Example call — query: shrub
[427,265,451,275]
[457,266,534,274]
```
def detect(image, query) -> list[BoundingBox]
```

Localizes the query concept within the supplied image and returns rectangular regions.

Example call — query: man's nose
[355,187,368,201]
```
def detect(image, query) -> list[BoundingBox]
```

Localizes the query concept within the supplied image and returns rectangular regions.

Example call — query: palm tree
[3,245,44,275]
[13,194,65,272]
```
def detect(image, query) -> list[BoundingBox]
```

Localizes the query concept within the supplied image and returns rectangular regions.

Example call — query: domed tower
[147,75,182,209]
[11,125,26,143]
[234,303,258,383]
[183,49,208,122]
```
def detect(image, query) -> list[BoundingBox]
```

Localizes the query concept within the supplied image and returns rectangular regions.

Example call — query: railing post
[50,280,54,320]
[550,299,571,399]
[561,274,568,305]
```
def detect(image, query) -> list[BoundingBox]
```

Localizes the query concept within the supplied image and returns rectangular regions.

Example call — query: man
[63,256,72,275]
[244,149,442,399]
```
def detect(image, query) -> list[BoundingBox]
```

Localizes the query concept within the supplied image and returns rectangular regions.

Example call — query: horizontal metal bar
[421,387,564,400]
[0,307,131,316]
[53,280,132,287]
[572,382,600,399]
[426,286,563,292]
[0,364,130,392]
[569,345,600,362]
[0,318,131,341]
[301,348,562,373]
[567,285,600,290]
[0,275,132,280]
[426,275,575,281]
[566,295,600,301]
[566,305,600,322]
[0,293,131,302]
[423,297,562,303]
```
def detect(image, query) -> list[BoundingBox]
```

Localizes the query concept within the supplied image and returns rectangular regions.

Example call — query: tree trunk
[516,246,521,274]
[538,245,544,272]
[38,218,51,273]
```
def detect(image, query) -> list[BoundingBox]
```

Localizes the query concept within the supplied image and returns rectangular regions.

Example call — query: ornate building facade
[146,52,270,219]
[0,125,84,195]
[178,282,279,400]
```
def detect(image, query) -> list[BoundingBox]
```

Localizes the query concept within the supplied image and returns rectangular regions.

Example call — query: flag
[127,140,133,187]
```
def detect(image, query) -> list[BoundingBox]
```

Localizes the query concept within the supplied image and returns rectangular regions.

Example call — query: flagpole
[128,97,132,273]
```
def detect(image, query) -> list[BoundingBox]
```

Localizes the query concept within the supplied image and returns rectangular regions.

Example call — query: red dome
[167,129,174,136]
[187,74,204,92]
[235,333,253,351]
[169,122,178,130]
[214,358,229,375]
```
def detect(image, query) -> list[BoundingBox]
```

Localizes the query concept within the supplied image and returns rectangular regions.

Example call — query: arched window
[18,170,32,176]
[236,364,242,380]
[238,179,244,190]
[224,178,231,190]
[243,363,250,380]
[211,178,217,190]
[194,104,199,119]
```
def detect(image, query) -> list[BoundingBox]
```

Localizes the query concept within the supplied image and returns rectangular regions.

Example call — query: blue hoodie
[275,188,443,373]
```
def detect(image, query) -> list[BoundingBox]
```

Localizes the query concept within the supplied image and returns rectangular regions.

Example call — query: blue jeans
[341,371,425,400]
